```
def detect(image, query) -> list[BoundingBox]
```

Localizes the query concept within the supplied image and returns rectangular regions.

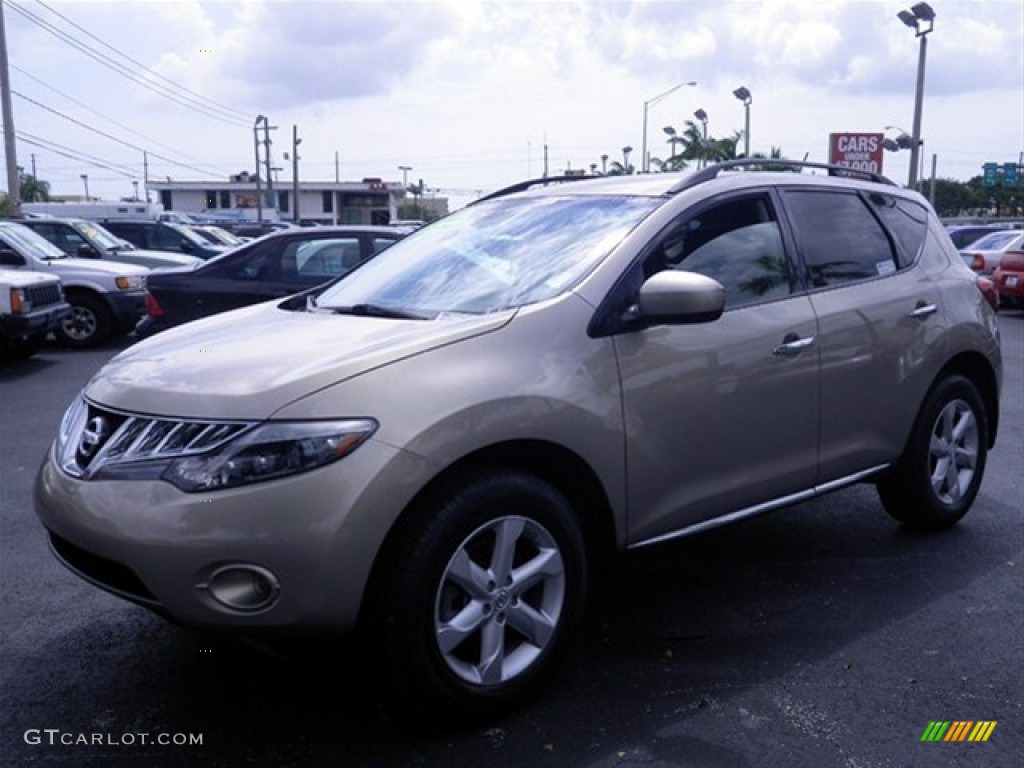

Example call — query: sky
[3,0,1023,209]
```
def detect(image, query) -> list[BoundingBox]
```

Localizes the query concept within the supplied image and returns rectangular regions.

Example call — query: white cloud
[5,0,1022,201]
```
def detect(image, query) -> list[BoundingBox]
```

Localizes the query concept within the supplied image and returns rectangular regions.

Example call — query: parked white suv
[0,269,70,360]
[0,221,148,347]
[35,161,1002,718]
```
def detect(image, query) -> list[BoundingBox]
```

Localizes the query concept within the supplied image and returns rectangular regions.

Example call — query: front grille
[61,399,255,479]
[26,282,63,307]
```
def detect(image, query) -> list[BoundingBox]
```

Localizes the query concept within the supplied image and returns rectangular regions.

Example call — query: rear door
[615,190,822,545]
[779,188,939,482]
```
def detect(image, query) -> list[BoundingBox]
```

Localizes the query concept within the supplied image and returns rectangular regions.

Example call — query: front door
[615,191,821,545]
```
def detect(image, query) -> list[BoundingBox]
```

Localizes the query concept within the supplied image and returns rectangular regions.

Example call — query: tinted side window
[152,225,184,249]
[290,237,364,281]
[646,195,793,310]
[371,236,398,254]
[784,190,897,287]
[869,193,929,269]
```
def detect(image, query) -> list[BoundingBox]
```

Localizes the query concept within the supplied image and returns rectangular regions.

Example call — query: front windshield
[969,231,1020,250]
[168,222,215,247]
[74,221,123,251]
[204,226,243,245]
[0,223,67,260]
[316,195,659,315]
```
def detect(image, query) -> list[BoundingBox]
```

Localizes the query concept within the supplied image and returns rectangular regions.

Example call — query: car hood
[84,301,515,419]
[111,248,202,268]
[42,257,149,276]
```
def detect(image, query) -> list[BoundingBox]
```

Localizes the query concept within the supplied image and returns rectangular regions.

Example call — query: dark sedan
[136,225,405,337]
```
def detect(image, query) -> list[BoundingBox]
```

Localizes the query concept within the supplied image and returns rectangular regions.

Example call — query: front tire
[55,293,112,348]
[371,470,588,720]
[878,375,988,530]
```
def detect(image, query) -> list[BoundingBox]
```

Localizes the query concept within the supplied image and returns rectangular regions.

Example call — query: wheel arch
[935,351,1000,448]
[360,438,618,626]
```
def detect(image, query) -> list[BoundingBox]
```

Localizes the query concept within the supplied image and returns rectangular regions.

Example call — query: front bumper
[106,290,148,330]
[33,437,432,633]
[1,302,71,339]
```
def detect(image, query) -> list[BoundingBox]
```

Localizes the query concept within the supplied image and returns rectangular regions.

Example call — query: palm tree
[19,174,51,203]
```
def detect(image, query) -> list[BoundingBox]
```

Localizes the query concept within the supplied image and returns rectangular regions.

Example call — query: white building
[146,173,442,225]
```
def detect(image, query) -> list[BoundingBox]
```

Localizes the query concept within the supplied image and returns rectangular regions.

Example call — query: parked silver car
[959,229,1024,275]
[35,161,1002,719]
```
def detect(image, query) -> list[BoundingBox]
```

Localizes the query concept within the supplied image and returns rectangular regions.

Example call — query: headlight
[9,288,29,314]
[115,275,145,291]
[161,419,377,492]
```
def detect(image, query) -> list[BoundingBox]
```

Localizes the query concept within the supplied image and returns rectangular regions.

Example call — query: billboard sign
[829,133,884,174]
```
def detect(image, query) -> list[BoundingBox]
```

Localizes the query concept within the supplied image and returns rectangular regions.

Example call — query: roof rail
[471,174,595,205]
[667,158,896,195]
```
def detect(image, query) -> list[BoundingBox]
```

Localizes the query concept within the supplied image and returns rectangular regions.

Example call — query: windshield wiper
[326,303,433,320]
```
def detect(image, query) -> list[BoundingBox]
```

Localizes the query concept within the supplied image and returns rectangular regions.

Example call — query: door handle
[910,302,938,319]
[773,334,815,357]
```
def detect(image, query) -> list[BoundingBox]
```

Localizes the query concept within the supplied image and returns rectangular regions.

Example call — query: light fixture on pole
[732,87,752,158]
[641,80,697,173]
[897,2,935,189]
[694,108,709,168]
[662,125,682,160]
[398,165,412,188]
[80,173,89,201]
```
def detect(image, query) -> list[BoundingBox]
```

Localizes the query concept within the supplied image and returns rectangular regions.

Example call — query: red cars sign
[829,133,884,174]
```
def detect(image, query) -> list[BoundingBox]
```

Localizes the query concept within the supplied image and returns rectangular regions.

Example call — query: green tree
[19,173,51,203]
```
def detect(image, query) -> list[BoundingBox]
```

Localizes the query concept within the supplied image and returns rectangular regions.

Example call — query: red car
[992,249,1024,308]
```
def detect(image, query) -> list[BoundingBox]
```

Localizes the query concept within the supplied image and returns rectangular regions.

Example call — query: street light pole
[898,3,935,190]
[694,108,709,168]
[80,174,89,201]
[641,80,697,173]
[732,87,752,157]
[398,165,412,188]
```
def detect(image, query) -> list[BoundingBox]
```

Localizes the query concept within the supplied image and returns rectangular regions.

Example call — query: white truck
[0,221,148,348]
[22,201,166,220]
[0,269,71,361]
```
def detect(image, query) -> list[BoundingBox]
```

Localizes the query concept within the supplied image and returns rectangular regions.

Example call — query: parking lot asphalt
[1,312,1021,767]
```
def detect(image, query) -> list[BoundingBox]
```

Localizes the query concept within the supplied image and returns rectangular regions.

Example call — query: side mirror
[0,248,25,266]
[634,270,725,326]
[77,243,100,259]
[179,241,194,254]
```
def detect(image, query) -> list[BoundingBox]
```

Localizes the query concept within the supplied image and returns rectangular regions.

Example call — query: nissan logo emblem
[78,416,111,459]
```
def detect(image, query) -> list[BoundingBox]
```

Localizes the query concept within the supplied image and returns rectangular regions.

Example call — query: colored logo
[921,721,997,742]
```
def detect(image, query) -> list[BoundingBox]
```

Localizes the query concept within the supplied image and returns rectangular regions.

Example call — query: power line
[7,0,251,127]
[13,89,224,177]
[10,64,219,170]
[32,0,252,122]
[11,130,137,177]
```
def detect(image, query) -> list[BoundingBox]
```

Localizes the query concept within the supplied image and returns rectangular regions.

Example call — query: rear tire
[370,469,588,721]
[55,294,112,348]
[878,375,988,530]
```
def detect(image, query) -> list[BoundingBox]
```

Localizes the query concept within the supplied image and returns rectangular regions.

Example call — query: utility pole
[262,117,276,212]
[253,116,264,220]
[335,150,339,183]
[291,125,301,222]
[143,150,150,202]
[0,0,21,215]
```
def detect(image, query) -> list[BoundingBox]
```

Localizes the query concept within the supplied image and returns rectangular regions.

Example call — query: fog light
[199,565,280,612]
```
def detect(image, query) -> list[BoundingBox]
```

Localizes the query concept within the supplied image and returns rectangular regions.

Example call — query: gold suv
[35,161,1002,718]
